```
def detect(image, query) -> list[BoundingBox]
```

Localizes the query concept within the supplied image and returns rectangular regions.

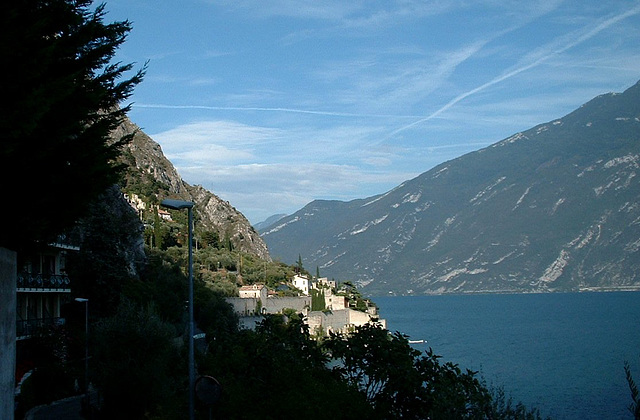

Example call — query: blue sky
[105,0,640,224]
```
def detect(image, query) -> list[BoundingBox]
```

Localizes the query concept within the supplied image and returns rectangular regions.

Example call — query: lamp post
[161,199,195,420]
[74,298,89,406]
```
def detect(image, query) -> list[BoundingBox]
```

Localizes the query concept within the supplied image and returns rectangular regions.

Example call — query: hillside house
[239,284,268,302]
[157,208,172,221]
[226,284,269,317]
[292,274,310,296]
[124,192,146,219]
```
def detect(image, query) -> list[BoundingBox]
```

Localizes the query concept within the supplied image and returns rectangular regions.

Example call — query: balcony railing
[17,272,71,290]
[16,317,66,339]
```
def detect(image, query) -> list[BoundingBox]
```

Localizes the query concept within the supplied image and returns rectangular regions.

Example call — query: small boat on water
[408,339,425,344]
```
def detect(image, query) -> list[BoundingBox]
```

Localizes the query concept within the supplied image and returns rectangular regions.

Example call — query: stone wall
[325,294,347,310]
[226,297,259,316]
[263,296,311,314]
[226,296,311,317]
[307,309,350,335]
[307,308,386,336]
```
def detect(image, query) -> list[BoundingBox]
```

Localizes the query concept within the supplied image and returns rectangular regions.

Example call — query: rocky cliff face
[263,81,640,295]
[116,120,187,195]
[188,184,270,259]
[115,118,270,260]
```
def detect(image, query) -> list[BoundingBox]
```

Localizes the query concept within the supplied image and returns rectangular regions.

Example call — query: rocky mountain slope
[114,118,270,260]
[262,81,640,295]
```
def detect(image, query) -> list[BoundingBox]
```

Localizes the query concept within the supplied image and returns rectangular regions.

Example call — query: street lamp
[74,298,89,406]
[161,199,195,420]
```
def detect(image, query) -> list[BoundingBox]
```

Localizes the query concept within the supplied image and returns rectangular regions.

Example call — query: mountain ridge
[255,214,288,232]
[262,80,640,295]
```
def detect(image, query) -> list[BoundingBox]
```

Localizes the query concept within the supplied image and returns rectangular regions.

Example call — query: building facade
[16,241,77,340]
[292,274,310,296]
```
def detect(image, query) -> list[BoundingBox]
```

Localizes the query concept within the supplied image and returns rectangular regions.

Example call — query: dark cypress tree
[0,0,144,251]
[153,207,163,250]
[311,288,325,311]
[296,254,303,273]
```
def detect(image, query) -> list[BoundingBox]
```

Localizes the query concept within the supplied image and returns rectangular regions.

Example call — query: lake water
[374,292,640,420]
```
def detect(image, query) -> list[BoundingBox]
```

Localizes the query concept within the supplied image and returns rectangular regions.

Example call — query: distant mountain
[255,214,288,232]
[262,80,640,295]
[114,118,270,260]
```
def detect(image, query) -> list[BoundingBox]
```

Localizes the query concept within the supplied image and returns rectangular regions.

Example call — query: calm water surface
[375,292,640,420]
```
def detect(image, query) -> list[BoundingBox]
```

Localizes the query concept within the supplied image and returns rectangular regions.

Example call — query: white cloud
[148,118,412,219]
[212,0,363,21]
[112,0,640,224]
[152,120,282,148]
[310,48,473,114]
[361,156,393,167]
[189,77,220,86]
[151,117,397,166]
[168,145,254,165]
[150,120,283,166]
[387,3,640,138]
[135,103,421,119]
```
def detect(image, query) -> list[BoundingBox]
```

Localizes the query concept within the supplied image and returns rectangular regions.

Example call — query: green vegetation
[337,280,373,312]
[326,323,492,418]
[311,288,326,311]
[7,1,602,418]
[15,180,552,418]
[17,195,556,418]
[93,301,182,419]
[21,220,552,420]
[120,151,172,203]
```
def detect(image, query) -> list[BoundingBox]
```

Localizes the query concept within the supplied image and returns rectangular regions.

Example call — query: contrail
[389,4,640,138]
[133,103,422,119]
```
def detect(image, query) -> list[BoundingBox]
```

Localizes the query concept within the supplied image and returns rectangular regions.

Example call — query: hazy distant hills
[254,214,288,232]
[262,80,640,295]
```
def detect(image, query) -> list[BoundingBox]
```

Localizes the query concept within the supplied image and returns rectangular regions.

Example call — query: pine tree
[0,0,145,251]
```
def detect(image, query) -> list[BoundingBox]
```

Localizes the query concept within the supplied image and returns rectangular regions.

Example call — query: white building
[157,208,172,221]
[292,274,310,296]
[239,284,267,302]
[226,279,384,336]
[123,192,146,218]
